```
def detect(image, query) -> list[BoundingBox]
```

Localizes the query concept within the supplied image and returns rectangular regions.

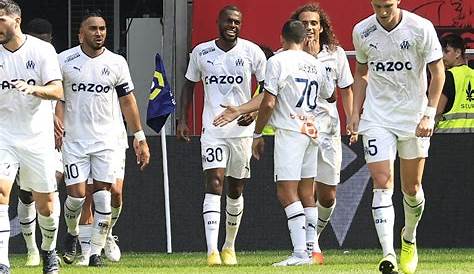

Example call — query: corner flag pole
[161,127,172,253]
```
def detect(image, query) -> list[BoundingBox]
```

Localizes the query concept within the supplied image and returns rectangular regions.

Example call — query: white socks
[38,193,60,251]
[202,193,220,255]
[90,190,112,256]
[372,189,395,257]
[403,188,425,243]
[285,201,306,256]
[64,196,85,236]
[314,200,336,253]
[0,205,10,267]
[222,195,243,250]
[304,207,317,254]
[109,206,122,236]
[17,200,37,250]
[79,224,92,257]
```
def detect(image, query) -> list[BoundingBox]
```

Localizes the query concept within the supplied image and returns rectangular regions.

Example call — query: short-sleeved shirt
[58,46,133,149]
[352,10,443,135]
[0,35,62,142]
[264,49,334,137]
[185,38,266,138]
[315,45,354,134]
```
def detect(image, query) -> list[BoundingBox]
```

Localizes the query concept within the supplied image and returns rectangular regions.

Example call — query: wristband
[253,132,263,139]
[134,130,146,142]
[424,106,436,120]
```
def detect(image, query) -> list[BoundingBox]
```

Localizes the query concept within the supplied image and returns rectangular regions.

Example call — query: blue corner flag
[146,53,176,133]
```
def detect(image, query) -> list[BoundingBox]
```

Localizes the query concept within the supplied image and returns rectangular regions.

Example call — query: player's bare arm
[13,79,63,100]
[54,101,65,150]
[213,91,264,127]
[340,85,354,122]
[252,92,276,160]
[177,79,195,142]
[347,62,368,145]
[416,58,445,137]
[119,92,150,170]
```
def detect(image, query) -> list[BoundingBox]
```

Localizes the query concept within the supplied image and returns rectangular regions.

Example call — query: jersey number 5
[295,78,318,110]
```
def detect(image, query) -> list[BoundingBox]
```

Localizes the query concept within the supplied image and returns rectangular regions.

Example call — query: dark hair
[25,18,52,35]
[218,5,241,19]
[80,9,104,26]
[440,33,466,57]
[290,3,339,52]
[259,45,274,60]
[0,0,21,16]
[281,20,306,44]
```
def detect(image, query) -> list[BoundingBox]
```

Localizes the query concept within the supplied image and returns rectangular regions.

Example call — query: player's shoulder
[102,48,127,63]
[25,34,56,54]
[402,10,435,30]
[58,45,81,63]
[191,40,216,56]
[353,14,377,37]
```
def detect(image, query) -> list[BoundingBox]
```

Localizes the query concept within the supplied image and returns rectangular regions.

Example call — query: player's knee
[18,189,34,204]
[318,196,335,208]
[205,176,224,194]
[36,202,54,217]
[299,192,315,207]
[402,183,422,197]
[371,171,391,187]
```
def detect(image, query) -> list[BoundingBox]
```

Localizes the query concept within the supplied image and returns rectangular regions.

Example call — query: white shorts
[362,127,430,163]
[114,149,126,180]
[315,134,342,186]
[62,141,116,186]
[55,149,63,173]
[274,129,318,181]
[200,135,252,179]
[0,139,57,193]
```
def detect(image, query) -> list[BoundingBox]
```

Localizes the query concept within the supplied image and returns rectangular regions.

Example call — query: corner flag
[146,53,175,133]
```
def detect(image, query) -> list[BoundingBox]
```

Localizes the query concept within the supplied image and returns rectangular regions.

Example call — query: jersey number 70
[295,78,318,110]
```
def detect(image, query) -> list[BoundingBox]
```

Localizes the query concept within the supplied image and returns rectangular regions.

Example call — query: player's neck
[3,31,25,52]
[80,44,105,58]
[215,38,237,52]
[283,42,303,51]
[378,9,402,31]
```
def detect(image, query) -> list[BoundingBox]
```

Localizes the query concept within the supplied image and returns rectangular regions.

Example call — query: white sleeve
[40,44,62,84]
[184,47,201,82]
[335,47,354,88]
[421,20,443,63]
[352,26,367,64]
[263,58,279,96]
[116,56,134,96]
[252,46,267,82]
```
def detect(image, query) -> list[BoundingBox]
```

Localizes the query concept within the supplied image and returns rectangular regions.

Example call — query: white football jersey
[265,50,334,137]
[353,10,443,134]
[0,35,61,142]
[315,45,354,135]
[58,46,133,147]
[185,38,266,138]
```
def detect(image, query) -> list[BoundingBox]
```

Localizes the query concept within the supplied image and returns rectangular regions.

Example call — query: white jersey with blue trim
[265,49,334,137]
[58,46,132,147]
[0,35,61,141]
[353,10,442,135]
[185,38,266,138]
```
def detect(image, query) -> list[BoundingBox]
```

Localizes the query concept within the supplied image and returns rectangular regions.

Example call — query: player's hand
[237,112,257,126]
[303,37,318,56]
[415,116,435,137]
[346,115,360,145]
[54,115,64,141]
[177,119,191,142]
[12,80,35,95]
[213,104,241,127]
[252,137,264,160]
[133,138,150,171]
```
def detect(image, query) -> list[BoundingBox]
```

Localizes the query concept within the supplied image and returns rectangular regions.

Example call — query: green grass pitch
[9,249,474,273]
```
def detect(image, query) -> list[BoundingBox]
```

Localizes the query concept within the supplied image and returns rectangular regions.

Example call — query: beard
[0,29,14,45]
[219,28,238,43]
